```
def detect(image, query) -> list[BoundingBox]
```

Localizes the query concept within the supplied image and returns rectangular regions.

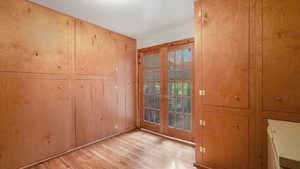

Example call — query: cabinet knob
[275,96,282,102]
[234,96,240,100]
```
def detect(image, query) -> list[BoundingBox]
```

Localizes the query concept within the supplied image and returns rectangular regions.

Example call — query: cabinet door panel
[202,112,249,169]
[202,0,250,108]
[0,78,74,169]
[103,79,119,137]
[263,0,300,113]
[0,0,73,73]
[76,20,117,76]
[75,80,104,146]
[126,82,136,130]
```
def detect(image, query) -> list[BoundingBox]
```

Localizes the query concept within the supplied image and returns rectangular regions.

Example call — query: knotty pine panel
[0,78,74,169]
[262,0,300,113]
[75,80,104,146]
[103,79,120,137]
[201,112,249,169]
[0,0,74,74]
[201,0,250,109]
[0,0,136,168]
[76,20,118,76]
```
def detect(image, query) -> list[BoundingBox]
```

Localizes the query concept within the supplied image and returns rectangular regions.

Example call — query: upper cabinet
[200,0,250,109]
[76,20,118,76]
[75,80,104,146]
[263,0,300,113]
[0,0,74,74]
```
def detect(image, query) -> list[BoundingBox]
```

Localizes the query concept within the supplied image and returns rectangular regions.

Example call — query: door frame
[137,38,196,142]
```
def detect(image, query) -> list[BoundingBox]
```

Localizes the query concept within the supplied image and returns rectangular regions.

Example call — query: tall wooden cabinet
[194,0,255,168]
[194,0,300,168]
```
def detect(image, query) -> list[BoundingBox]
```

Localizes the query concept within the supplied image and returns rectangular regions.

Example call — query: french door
[139,42,194,141]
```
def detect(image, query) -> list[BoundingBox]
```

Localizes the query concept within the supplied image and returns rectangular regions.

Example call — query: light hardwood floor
[29,130,196,169]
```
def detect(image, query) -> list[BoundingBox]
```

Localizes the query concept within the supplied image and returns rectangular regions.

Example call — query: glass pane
[149,110,159,124]
[175,68,182,79]
[144,109,150,122]
[144,70,160,81]
[144,81,154,94]
[183,48,192,64]
[175,50,183,65]
[168,113,175,127]
[183,82,191,96]
[144,54,160,67]
[168,81,175,96]
[155,96,160,109]
[183,97,192,113]
[182,69,192,80]
[176,97,182,112]
[144,95,160,109]
[184,115,192,131]
[154,81,160,95]
[168,51,175,67]
[176,113,183,128]
[175,82,183,96]
[168,97,176,112]
[168,70,176,80]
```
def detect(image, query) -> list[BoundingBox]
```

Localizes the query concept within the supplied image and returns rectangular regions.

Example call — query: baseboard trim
[194,163,212,169]
[280,157,300,169]
[140,128,195,146]
[19,127,137,169]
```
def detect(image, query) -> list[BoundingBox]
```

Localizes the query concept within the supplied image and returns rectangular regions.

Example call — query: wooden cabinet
[262,0,300,113]
[75,80,104,146]
[0,0,74,74]
[76,20,118,76]
[0,78,74,169]
[199,112,249,169]
[194,0,253,168]
[200,0,250,109]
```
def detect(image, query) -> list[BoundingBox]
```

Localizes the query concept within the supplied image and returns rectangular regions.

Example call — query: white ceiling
[31,0,195,39]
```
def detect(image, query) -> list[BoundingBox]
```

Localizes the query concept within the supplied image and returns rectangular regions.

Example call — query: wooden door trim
[138,38,194,53]
[138,38,195,141]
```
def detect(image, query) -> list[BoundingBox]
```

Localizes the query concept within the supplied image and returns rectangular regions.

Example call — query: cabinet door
[103,79,119,137]
[263,0,300,113]
[75,80,104,146]
[76,20,117,76]
[0,78,74,169]
[126,82,136,130]
[0,0,73,73]
[202,112,249,169]
[202,0,250,108]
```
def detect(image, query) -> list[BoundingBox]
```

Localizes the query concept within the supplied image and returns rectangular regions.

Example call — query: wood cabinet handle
[234,96,240,100]
[275,96,282,102]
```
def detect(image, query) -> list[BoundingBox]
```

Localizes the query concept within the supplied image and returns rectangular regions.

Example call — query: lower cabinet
[75,80,104,146]
[125,82,136,130]
[198,112,249,169]
[103,79,120,137]
[0,78,74,169]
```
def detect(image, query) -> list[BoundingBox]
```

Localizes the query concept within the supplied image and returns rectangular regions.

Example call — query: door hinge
[200,146,206,153]
[199,89,206,96]
[199,8,205,24]
[200,120,206,127]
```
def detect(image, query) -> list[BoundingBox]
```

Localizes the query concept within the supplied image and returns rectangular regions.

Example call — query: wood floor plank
[28,131,196,169]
